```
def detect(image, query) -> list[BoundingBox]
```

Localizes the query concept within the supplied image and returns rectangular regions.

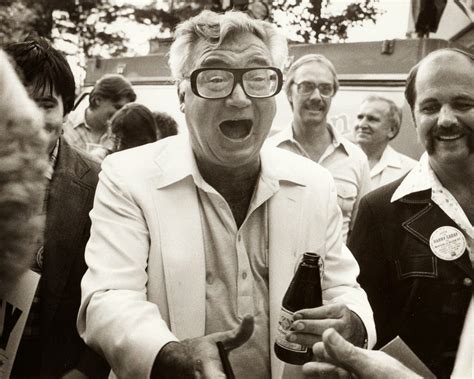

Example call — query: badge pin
[429,226,466,261]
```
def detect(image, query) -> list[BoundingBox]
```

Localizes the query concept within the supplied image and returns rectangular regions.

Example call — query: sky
[344,1,411,41]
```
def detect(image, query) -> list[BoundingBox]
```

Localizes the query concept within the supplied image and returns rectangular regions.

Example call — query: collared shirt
[63,112,112,160]
[268,125,371,242]
[190,156,280,379]
[392,153,473,263]
[369,144,417,190]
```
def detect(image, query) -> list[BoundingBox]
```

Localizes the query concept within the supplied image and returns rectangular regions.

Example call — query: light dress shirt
[369,144,417,190]
[63,112,112,160]
[392,153,473,265]
[268,125,371,242]
[197,170,278,379]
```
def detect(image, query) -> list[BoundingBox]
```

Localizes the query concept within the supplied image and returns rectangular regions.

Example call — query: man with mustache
[354,96,417,190]
[348,48,474,379]
[268,54,371,242]
[78,11,375,378]
[5,37,108,378]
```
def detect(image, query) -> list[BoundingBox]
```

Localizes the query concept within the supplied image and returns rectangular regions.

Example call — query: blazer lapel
[267,183,304,378]
[153,176,206,340]
[42,141,95,331]
[401,194,473,278]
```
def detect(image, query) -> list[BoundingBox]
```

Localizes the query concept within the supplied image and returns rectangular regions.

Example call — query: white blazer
[78,134,375,378]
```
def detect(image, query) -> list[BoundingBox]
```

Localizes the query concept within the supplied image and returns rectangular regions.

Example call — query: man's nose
[309,87,323,101]
[226,83,251,108]
[438,105,457,128]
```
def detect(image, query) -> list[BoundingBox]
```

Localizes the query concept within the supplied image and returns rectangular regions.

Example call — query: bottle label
[275,307,307,352]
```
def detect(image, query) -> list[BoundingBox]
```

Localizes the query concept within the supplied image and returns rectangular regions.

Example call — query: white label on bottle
[275,307,307,352]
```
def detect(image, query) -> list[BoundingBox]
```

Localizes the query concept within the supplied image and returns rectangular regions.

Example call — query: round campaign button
[429,226,466,261]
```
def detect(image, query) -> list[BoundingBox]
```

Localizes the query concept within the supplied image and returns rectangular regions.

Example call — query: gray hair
[285,54,339,107]
[168,10,288,82]
[362,95,402,140]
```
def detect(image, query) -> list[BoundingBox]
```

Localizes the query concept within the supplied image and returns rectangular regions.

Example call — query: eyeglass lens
[296,81,334,97]
[196,69,279,99]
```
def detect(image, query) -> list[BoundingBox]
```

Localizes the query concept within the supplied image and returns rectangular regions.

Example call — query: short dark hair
[4,36,76,116]
[153,111,179,138]
[405,47,474,110]
[110,103,157,151]
[89,74,136,109]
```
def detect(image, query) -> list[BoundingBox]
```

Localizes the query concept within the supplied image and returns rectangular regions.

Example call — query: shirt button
[242,272,247,279]
[238,235,242,242]
[462,277,472,287]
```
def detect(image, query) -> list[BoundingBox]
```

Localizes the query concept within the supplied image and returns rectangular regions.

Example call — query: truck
[72,38,462,160]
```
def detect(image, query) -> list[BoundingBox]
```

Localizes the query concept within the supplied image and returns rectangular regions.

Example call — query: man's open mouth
[219,119,253,140]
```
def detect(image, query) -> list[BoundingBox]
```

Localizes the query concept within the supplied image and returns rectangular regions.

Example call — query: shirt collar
[371,145,402,177]
[391,153,434,202]
[273,123,350,156]
[153,134,306,191]
[45,138,60,180]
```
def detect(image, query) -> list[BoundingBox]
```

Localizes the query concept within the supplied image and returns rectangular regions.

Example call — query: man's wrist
[151,341,195,378]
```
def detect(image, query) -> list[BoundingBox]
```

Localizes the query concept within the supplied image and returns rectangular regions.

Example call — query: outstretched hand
[152,314,254,378]
[302,328,420,379]
[185,314,254,378]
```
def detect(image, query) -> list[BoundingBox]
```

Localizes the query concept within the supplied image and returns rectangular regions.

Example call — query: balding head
[405,48,474,110]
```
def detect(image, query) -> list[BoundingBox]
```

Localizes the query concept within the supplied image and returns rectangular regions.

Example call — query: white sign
[0,270,40,378]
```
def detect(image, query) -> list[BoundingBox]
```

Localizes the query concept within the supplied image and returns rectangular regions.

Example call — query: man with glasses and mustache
[268,54,371,242]
[78,11,375,378]
[348,48,474,379]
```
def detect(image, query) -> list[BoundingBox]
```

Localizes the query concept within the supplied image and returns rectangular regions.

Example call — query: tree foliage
[0,0,380,58]
[272,0,380,43]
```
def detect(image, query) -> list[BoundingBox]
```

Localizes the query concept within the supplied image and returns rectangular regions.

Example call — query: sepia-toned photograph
[0,1,472,378]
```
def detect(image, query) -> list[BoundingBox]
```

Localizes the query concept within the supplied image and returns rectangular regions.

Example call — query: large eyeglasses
[294,81,335,97]
[190,67,283,99]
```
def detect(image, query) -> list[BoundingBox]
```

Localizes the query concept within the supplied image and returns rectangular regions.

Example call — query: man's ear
[388,125,397,139]
[90,95,102,108]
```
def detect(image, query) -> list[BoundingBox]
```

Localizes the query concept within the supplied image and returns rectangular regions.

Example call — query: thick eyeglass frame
[293,81,335,97]
[189,67,283,99]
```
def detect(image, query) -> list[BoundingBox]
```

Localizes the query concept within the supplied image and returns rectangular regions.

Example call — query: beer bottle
[274,252,323,365]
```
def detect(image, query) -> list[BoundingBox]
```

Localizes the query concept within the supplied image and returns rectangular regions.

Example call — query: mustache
[304,99,325,109]
[430,125,471,138]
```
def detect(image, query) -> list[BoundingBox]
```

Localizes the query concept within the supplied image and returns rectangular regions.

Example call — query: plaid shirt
[22,139,59,338]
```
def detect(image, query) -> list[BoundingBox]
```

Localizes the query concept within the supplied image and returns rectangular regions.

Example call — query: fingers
[322,328,363,374]
[220,314,255,351]
[302,361,351,379]
[295,303,348,320]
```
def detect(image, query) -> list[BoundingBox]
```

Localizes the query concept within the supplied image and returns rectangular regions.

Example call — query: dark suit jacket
[348,177,473,379]
[14,138,109,378]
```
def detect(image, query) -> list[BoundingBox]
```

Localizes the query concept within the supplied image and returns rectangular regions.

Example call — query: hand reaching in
[302,328,420,379]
